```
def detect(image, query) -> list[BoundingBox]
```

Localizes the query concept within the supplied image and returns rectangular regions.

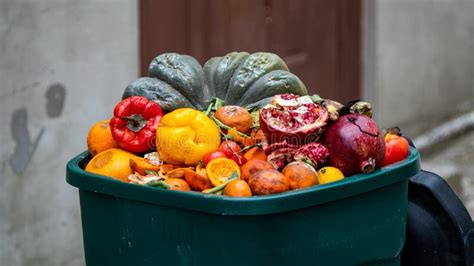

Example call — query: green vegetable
[146,180,171,189]
[122,52,309,113]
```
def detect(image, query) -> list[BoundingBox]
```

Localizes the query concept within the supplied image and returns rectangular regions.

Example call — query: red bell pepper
[110,96,163,153]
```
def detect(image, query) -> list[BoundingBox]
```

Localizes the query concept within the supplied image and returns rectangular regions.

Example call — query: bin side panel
[78,180,407,266]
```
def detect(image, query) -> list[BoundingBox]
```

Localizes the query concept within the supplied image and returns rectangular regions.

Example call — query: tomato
[218,140,246,165]
[202,151,227,166]
[229,154,247,166]
[381,134,410,167]
[218,140,242,157]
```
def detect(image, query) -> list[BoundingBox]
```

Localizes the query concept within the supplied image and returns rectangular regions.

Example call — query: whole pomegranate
[322,114,385,176]
[259,94,329,145]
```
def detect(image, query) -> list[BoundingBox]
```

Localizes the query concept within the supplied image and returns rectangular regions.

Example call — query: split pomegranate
[263,141,329,170]
[263,141,298,169]
[259,93,329,145]
[293,142,329,167]
[322,114,385,176]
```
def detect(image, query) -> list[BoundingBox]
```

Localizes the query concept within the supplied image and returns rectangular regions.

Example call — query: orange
[240,159,274,181]
[87,120,119,156]
[164,178,191,191]
[243,147,267,161]
[248,169,290,195]
[206,158,241,186]
[85,148,137,182]
[282,161,319,190]
[215,105,253,133]
[224,179,252,197]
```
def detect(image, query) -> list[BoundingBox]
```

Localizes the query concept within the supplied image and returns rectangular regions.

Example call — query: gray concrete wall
[364,0,474,137]
[0,1,138,265]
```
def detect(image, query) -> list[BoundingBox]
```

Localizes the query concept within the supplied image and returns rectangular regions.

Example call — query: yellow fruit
[156,108,221,165]
[85,148,137,182]
[86,120,119,156]
[317,166,345,184]
[206,158,241,186]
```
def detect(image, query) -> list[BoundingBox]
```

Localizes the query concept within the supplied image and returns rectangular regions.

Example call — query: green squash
[122,51,308,112]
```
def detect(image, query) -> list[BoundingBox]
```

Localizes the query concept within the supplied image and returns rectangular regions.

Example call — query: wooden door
[140,0,361,102]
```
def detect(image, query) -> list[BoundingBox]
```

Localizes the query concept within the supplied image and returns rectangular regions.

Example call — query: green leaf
[310,94,324,104]
[250,110,260,129]
[144,169,159,176]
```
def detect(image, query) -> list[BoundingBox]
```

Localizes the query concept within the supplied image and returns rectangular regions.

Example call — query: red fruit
[381,134,409,166]
[202,151,227,166]
[218,140,242,157]
[259,94,329,145]
[263,141,299,169]
[263,141,329,170]
[218,140,246,165]
[322,114,385,176]
[293,142,329,167]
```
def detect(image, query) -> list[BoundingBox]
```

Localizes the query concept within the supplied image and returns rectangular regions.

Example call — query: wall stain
[9,108,44,176]
[45,82,66,118]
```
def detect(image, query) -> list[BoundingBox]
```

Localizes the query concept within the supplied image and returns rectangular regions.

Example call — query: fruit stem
[360,158,376,173]
[204,101,214,116]
[203,172,239,194]
[210,114,250,138]
[146,180,171,189]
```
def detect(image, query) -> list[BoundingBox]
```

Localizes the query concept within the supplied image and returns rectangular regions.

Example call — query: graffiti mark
[45,83,66,118]
[9,108,44,175]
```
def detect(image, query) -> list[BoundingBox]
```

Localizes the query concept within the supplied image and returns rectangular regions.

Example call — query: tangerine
[223,179,252,197]
[86,120,119,156]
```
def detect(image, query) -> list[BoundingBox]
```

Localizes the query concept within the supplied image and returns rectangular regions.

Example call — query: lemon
[317,167,345,184]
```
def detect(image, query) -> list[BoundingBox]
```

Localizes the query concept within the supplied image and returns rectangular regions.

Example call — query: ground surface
[420,130,474,217]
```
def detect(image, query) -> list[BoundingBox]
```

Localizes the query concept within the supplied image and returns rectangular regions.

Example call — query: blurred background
[0,0,473,265]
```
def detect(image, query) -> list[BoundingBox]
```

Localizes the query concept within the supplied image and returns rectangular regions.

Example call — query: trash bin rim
[66,147,420,216]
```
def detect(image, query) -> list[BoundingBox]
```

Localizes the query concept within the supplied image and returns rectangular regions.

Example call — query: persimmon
[250,129,267,143]
[228,128,257,146]
[223,179,252,197]
[240,159,274,181]
[129,157,161,176]
[215,105,253,133]
[281,161,319,190]
[243,147,267,161]
[184,167,213,191]
[248,169,290,195]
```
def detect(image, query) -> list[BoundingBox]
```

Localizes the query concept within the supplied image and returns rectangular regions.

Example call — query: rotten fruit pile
[85,52,410,197]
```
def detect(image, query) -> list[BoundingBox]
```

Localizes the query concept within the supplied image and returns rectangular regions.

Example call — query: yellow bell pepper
[156,108,221,165]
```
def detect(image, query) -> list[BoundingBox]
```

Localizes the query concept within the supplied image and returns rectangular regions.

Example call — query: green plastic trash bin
[66,147,420,266]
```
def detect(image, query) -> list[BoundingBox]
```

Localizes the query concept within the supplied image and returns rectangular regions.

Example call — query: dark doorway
[140,0,361,102]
